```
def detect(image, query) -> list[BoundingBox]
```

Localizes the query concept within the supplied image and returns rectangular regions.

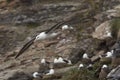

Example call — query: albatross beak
[15,37,36,59]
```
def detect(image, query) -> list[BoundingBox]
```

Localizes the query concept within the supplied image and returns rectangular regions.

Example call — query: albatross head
[79,63,84,69]
[54,58,58,63]
[41,58,46,64]
[33,72,42,78]
[102,64,108,68]
[62,25,69,30]
[45,68,55,75]
[82,53,89,59]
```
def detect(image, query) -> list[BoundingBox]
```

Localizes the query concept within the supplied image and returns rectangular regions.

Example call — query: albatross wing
[15,37,36,59]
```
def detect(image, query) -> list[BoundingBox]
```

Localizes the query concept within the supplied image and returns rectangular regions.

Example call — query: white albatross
[54,57,72,65]
[15,21,65,59]
[78,63,84,69]
[62,25,73,30]
[33,72,43,78]
[82,53,89,59]
[45,68,55,75]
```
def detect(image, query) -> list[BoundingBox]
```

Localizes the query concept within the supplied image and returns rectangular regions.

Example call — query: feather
[15,37,35,59]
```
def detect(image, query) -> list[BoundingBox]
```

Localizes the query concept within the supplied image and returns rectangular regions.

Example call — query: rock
[107,65,120,80]
[0,69,23,80]
[0,60,20,71]
[106,9,119,18]
[91,50,105,62]
[69,48,85,64]
[92,21,112,39]
[82,58,91,65]
[111,41,120,67]
[111,57,120,67]
[7,71,33,80]
[100,57,112,64]
[43,74,62,80]
[53,63,72,69]
[44,40,59,47]
[91,55,101,63]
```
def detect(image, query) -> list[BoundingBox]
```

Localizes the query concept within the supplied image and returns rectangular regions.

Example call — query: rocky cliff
[0,0,120,80]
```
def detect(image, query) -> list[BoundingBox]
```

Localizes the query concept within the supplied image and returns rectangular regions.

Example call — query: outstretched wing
[15,37,36,59]
[15,21,66,59]
[46,21,66,34]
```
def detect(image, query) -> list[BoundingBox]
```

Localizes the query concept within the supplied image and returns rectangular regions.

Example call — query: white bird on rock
[45,68,55,75]
[54,57,72,64]
[105,31,112,38]
[62,25,73,30]
[41,58,46,64]
[32,69,55,78]
[102,64,108,68]
[82,53,89,59]
[32,72,43,78]
[99,64,110,80]
[78,63,84,69]
[57,57,65,63]
[106,51,113,58]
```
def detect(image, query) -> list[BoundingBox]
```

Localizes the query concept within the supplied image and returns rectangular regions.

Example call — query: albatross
[15,21,66,59]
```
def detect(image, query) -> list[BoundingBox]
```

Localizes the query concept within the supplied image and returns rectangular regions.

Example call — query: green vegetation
[6,0,12,3]
[26,22,39,28]
[110,18,120,39]
[61,68,97,80]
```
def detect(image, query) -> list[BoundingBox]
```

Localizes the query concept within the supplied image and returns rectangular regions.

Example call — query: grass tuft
[26,22,39,28]
[110,18,120,39]
[61,68,97,80]
[6,0,12,3]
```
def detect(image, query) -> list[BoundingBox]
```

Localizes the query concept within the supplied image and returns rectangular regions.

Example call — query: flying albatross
[15,21,66,59]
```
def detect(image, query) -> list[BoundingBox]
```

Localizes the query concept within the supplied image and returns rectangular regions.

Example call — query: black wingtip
[46,21,66,34]
[15,38,35,59]
[63,59,69,63]
[15,51,22,59]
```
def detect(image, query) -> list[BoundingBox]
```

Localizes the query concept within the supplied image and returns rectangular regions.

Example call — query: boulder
[92,21,112,39]
[107,65,120,80]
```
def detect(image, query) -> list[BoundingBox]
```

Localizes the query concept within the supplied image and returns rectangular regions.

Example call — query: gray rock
[107,65,120,80]
[7,71,33,80]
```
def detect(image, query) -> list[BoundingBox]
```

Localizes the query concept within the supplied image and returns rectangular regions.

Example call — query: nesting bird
[87,64,93,70]
[82,53,89,59]
[62,25,73,30]
[82,53,91,65]
[41,58,46,64]
[32,68,55,79]
[45,68,55,75]
[78,63,84,69]
[32,72,43,79]
[54,57,72,64]
[99,64,110,80]
[53,57,72,69]
[38,58,50,73]
[100,50,113,64]
[57,57,65,63]
[105,50,113,58]
[106,31,112,38]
